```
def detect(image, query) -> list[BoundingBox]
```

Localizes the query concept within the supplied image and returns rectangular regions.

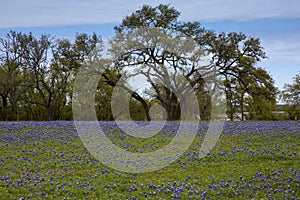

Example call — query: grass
[0,121,299,199]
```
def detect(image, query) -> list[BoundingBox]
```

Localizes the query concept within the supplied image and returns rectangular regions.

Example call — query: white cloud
[1,0,300,28]
[177,0,300,22]
[262,34,300,62]
[259,33,300,89]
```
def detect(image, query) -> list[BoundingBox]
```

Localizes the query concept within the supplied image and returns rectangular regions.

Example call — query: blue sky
[0,0,299,90]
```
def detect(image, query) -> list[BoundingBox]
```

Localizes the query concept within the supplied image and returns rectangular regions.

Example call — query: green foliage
[0,32,103,121]
[111,4,273,121]
[282,73,300,120]
[247,96,276,120]
[129,98,148,121]
[114,4,180,32]
[286,105,300,120]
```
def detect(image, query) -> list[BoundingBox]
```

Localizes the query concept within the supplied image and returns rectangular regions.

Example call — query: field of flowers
[0,121,299,199]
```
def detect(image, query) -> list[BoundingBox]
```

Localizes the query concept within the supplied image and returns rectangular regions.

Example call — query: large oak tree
[108,4,273,120]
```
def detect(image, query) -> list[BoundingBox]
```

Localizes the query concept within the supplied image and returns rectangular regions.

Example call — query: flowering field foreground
[0,121,299,199]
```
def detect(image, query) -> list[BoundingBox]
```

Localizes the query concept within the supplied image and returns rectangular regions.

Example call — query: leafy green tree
[22,33,58,120]
[247,96,275,120]
[54,33,103,120]
[0,31,32,120]
[283,73,300,120]
[224,66,277,120]
[21,32,102,120]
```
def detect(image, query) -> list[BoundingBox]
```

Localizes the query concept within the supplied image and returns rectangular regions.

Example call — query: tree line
[0,4,299,121]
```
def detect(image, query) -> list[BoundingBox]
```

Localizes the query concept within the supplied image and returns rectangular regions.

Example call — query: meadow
[0,121,299,199]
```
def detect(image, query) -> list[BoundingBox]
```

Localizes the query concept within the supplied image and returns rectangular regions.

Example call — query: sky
[0,0,299,90]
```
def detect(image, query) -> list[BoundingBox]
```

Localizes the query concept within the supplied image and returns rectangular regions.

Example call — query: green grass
[0,121,299,199]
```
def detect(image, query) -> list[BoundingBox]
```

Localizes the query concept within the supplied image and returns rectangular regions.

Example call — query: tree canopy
[108,4,276,121]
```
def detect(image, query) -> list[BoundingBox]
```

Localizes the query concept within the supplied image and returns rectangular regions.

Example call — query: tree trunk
[1,95,8,121]
[102,73,151,121]
[47,106,55,121]
[15,105,20,121]
[163,93,181,121]
[229,100,234,121]
[241,93,244,121]
[131,92,150,121]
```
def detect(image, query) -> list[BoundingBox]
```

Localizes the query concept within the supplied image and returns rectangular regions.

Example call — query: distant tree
[54,33,103,120]
[247,68,277,120]
[0,31,32,120]
[282,73,300,120]
[209,31,278,120]
[225,66,277,121]
[22,33,102,120]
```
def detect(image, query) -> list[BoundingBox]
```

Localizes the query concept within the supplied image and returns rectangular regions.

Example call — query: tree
[283,73,300,120]
[224,66,277,120]
[0,31,32,120]
[22,33,58,120]
[22,32,102,120]
[108,4,270,121]
[53,33,103,120]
